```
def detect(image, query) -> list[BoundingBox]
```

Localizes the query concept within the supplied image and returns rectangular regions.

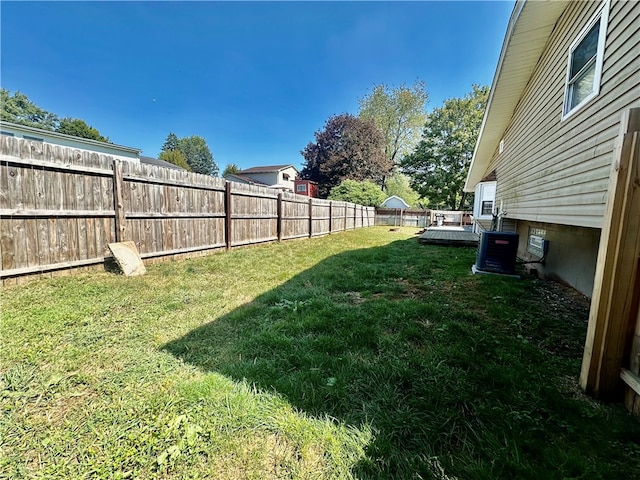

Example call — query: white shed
[381,195,410,209]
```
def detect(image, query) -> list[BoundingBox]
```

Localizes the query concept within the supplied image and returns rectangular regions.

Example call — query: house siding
[238,167,298,191]
[487,0,640,229]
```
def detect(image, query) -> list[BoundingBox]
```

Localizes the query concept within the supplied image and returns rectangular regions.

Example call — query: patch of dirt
[343,292,365,305]
[520,278,591,358]
[531,277,591,321]
[393,277,428,299]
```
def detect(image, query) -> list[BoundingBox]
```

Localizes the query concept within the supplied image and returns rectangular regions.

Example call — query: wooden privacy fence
[375,209,474,228]
[375,208,431,228]
[0,135,374,282]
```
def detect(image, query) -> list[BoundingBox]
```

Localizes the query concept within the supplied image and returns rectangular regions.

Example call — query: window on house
[296,184,306,192]
[0,131,15,136]
[23,135,44,142]
[563,5,608,118]
[481,201,494,216]
[283,173,290,181]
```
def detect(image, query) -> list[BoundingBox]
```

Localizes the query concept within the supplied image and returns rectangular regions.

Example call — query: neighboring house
[224,173,269,187]
[140,155,186,171]
[471,174,497,234]
[294,179,318,197]
[228,165,299,192]
[0,121,141,162]
[464,0,640,297]
[380,195,410,209]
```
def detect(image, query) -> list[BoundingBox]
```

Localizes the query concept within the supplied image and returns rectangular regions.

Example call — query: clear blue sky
[1,1,513,172]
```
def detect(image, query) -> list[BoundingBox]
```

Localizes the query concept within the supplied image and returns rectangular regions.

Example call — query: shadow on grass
[163,238,640,479]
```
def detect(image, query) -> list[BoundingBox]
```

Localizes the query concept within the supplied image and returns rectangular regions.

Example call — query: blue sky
[1,1,513,172]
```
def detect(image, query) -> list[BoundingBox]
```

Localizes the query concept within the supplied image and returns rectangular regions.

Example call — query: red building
[294,179,318,197]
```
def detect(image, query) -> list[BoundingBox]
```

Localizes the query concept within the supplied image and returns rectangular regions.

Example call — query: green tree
[222,163,240,176]
[384,171,422,207]
[161,132,179,152]
[176,136,217,175]
[0,89,58,130]
[56,117,109,142]
[300,114,391,198]
[158,150,191,171]
[328,179,385,207]
[402,85,489,210]
[160,132,218,176]
[358,80,428,167]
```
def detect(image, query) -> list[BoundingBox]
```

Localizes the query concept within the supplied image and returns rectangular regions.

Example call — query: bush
[328,179,385,206]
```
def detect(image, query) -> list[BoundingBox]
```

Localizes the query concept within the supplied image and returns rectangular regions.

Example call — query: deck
[418,227,479,247]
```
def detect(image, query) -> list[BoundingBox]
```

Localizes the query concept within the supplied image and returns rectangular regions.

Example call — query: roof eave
[238,164,299,174]
[464,0,569,192]
[0,120,141,155]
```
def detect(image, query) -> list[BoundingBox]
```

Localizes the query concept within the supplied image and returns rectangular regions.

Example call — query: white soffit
[464,0,570,192]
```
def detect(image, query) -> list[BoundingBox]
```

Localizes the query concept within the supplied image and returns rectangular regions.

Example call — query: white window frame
[474,181,496,220]
[561,1,609,120]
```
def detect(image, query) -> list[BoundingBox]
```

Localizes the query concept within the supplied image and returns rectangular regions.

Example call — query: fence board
[311,199,331,236]
[0,217,14,270]
[281,192,310,239]
[230,183,278,245]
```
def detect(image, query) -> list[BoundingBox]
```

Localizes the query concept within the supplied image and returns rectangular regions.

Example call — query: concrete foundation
[515,221,600,298]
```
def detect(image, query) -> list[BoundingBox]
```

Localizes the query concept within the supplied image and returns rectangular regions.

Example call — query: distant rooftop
[140,155,186,171]
[238,164,298,174]
[0,120,141,155]
[224,173,270,186]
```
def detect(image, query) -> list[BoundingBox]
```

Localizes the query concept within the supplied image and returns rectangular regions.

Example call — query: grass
[1,227,639,479]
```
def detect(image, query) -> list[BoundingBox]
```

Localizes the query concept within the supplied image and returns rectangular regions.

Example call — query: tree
[160,132,218,176]
[222,164,240,176]
[358,80,428,167]
[56,117,109,142]
[158,150,191,171]
[177,136,217,176]
[1,89,115,142]
[401,85,489,210]
[0,89,58,130]
[328,179,386,206]
[161,132,179,152]
[300,114,391,198]
[384,171,422,207]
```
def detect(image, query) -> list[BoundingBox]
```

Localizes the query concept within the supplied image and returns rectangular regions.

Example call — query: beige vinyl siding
[486,0,640,229]
[475,219,492,232]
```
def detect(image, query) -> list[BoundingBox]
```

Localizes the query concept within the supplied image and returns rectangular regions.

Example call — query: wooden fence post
[329,201,333,233]
[344,204,347,231]
[308,198,313,238]
[225,181,232,250]
[580,108,640,400]
[277,193,283,242]
[112,160,126,242]
[353,203,357,228]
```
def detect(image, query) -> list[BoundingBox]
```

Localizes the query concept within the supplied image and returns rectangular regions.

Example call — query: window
[481,201,494,216]
[563,3,608,118]
[0,131,15,137]
[283,173,290,181]
[296,184,306,192]
[527,227,547,257]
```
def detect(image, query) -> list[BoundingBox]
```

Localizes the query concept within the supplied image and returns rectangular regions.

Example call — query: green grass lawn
[2,227,639,479]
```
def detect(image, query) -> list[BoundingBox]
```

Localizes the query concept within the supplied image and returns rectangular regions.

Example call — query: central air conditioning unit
[474,231,519,275]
